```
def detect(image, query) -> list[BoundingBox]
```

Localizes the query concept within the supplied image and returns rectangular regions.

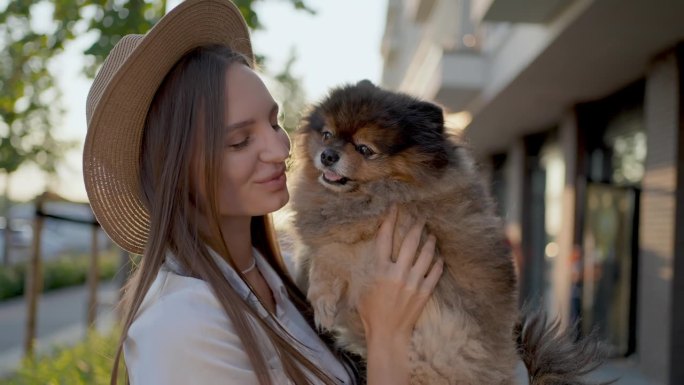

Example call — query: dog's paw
[313,296,338,330]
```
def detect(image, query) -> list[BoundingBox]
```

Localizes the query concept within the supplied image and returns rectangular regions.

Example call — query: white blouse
[123,248,351,385]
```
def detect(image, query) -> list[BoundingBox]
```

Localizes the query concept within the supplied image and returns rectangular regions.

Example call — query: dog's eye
[356,144,375,157]
[321,131,333,140]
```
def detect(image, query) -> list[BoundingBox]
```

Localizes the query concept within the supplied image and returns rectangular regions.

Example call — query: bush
[4,330,125,385]
[0,266,24,299]
[0,250,120,300]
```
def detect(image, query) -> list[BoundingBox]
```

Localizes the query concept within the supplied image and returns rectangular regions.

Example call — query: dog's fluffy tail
[516,307,614,385]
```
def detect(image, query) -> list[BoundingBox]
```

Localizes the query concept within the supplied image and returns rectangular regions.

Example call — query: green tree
[0,1,77,264]
[0,0,314,264]
[68,0,314,76]
[270,47,308,133]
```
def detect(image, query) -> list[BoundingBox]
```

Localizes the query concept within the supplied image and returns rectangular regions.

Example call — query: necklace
[241,257,257,275]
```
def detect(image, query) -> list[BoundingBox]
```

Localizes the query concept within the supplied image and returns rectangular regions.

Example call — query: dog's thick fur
[288,80,605,385]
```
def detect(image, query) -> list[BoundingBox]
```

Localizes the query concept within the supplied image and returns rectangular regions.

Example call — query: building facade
[381,1,684,383]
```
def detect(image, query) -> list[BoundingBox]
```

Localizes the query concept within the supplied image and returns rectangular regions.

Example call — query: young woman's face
[217,64,290,217]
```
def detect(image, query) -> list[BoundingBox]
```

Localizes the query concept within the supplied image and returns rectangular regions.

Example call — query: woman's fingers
[359,210,444,345]
[410,235,436,278]
[376,210,442,296]
[419,257,444,294]
[396,217,426,269]
[376,204,398,264]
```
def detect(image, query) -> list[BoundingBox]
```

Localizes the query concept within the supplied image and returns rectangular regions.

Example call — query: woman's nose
[259,124,290,163]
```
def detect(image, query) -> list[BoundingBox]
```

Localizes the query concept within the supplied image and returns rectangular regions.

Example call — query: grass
[4,329,125,385]
[0,249,121,300]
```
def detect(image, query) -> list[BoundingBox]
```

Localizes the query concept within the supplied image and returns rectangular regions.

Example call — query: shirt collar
[164,245,286,305]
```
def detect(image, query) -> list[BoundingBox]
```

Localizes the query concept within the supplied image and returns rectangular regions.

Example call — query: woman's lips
[257,170,286,190]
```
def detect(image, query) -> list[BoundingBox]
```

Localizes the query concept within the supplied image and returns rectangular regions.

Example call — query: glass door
[581,183,638,356]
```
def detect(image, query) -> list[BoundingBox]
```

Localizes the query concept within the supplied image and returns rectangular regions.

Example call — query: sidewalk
[0,280,661,384]
[0,282,118,378]
[585,358,659,385]
[514,358,660,385]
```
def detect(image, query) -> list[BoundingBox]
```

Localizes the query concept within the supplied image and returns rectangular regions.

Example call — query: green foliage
[234,0,315,31]
[271,47,307,133]
[4,329,124,385]
[76,0,169,78]
[43,250,118,291]
[50,0,316,77]
[0,249,119,300]
[0,0,315,184]
[0,1,75,177]
[0,263,25,299]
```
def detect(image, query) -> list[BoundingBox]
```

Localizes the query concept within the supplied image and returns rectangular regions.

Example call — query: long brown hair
[110,45,359,385]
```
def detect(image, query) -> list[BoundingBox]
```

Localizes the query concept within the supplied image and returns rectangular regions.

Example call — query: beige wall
[552,112,579,327]
[638,50,680,384]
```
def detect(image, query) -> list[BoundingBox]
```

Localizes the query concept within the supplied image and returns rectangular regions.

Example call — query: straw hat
[83,0,254,255]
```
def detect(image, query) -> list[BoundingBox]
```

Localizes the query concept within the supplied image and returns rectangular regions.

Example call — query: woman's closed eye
[228,136,250,149]
[227,123,278,149]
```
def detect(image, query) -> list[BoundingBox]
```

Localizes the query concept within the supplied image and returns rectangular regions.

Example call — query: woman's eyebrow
[225,119,255,131]
[226,103,279,130]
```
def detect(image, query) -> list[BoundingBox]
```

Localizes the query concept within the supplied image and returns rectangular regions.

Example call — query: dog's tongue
[324,170,343,181]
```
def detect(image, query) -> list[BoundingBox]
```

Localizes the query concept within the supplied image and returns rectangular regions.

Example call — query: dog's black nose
[320,149,340,167]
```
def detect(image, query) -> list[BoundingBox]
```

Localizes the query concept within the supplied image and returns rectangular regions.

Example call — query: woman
[83,0,443,384]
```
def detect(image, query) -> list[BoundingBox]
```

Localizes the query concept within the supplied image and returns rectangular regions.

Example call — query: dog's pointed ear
[404,100,449,169]
[356,79,376,89]
[412,101,445,133]
[302,106,325,132]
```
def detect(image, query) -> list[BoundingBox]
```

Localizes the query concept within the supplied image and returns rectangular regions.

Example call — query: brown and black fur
[288,80,606,385]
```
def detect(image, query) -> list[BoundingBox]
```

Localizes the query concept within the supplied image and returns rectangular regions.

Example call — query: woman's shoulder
[128,267,236,344]
[123,268,262,384]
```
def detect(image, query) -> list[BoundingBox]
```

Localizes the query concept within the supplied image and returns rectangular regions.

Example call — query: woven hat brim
[83,0,253,255]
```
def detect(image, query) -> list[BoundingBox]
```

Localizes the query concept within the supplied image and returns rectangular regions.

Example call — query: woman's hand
[358,205,443,385]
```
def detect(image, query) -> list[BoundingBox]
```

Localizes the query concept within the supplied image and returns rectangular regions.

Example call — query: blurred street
[0,281,118,378]
[0,276,656,383]
[0,0,682,383]
[0,202,108,265]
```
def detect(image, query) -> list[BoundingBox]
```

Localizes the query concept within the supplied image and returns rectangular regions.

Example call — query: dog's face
[297,80,450,193]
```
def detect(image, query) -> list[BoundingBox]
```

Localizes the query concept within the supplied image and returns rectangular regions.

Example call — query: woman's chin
[264,191,290,215]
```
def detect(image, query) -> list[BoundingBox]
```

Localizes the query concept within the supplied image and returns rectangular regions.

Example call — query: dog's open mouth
[322,170,349,185]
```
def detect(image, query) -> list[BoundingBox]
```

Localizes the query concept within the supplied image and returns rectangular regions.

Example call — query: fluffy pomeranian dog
[288,80,604,385]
